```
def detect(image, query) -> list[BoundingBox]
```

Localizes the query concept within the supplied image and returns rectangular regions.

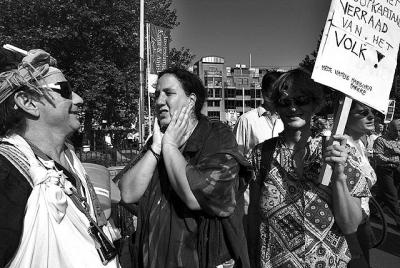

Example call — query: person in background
[344,101,377,266]
[119,68,251,268]
[248,68,367,267]
[234,71,284,159]
[374,119,400,229]
[0,49,119,267]
[233,71,284,218]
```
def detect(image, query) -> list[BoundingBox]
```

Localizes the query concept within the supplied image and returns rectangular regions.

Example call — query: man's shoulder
[242,108,262,118]
[0,154,31,187]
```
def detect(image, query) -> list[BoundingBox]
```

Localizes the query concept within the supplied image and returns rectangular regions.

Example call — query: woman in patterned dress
[344,101,377,266]
[248,68,367,268]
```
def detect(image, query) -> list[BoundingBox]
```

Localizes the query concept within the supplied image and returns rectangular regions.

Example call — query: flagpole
[146,23,152,135]
[139,0,145,147]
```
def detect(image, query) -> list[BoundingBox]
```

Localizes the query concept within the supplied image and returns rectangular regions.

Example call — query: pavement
[370,213,400,268]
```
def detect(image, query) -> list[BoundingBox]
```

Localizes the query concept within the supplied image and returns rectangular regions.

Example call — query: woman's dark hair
[271,68,325,113]
[158,67,206,118]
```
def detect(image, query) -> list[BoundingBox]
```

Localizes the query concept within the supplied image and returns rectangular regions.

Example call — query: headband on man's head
[0,49,66,104]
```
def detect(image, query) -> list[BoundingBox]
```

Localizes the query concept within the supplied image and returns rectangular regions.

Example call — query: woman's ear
[14,91,40,117]
[189,93,197,106]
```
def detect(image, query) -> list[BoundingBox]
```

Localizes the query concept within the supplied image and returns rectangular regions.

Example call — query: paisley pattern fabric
[344,136,376,217]
[251,135,371,268]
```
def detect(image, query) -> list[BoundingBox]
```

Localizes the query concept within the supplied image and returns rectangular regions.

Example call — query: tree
[299,32,322,72]
[168,47,195,69]
[0,0,191,146]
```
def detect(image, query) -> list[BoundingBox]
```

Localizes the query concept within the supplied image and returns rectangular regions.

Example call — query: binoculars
[88,222,117,265]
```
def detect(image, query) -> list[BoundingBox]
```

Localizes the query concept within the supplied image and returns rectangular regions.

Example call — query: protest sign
[312,0,400,114]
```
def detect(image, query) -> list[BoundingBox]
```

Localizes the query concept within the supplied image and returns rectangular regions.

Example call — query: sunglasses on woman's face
[277,95,313,107]
[351,108,373,117]
[48,82,73,99]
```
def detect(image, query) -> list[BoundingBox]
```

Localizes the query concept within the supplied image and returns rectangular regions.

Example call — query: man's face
[262,86,274,110]
[155,74,190,129]
[38,89,83,135]
[390,120,400,139]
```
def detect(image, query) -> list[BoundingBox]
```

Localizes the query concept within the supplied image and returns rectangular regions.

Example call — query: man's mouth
[158,109,169,115]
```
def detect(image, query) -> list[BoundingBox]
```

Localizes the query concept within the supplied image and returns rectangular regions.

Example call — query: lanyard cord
[24,139,107,226]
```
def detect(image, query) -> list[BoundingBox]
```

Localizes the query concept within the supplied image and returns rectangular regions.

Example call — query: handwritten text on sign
[312,0,400,114]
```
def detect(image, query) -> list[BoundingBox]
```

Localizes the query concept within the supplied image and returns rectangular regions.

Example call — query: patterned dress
[250,135,371,268]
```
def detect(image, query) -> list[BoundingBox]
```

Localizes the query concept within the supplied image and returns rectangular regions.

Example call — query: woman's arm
[119,120,163,203]
[324,135,363,234]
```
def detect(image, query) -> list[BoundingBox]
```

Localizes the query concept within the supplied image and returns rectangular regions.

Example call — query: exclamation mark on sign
[374,51,385,68]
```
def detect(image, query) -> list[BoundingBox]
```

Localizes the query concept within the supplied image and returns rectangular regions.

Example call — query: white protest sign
[312,0,400,114]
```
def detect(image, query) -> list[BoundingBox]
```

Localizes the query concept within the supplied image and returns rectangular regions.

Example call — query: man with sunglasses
[374,119,400,230]
[0,50,119,267]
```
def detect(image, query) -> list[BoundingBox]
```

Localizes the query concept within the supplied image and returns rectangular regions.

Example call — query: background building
[194,56,292,127]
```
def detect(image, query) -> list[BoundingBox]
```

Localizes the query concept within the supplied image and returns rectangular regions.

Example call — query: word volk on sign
[312,0,400,114]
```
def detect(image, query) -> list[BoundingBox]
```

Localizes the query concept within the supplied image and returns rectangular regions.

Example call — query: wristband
[149,147,160,162]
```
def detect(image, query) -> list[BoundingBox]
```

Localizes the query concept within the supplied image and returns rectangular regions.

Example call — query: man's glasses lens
[50,82,72,99]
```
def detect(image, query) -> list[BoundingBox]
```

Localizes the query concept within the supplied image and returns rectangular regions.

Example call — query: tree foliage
[168,47,195,69]
[0,0,190,136]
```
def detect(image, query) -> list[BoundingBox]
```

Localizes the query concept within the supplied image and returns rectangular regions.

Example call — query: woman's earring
[13,104,18,110]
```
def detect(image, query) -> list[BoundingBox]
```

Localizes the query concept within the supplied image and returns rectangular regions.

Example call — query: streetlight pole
[139,0,145,147]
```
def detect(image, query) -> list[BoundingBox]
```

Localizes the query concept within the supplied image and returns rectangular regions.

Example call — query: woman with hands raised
[119,68,251,268]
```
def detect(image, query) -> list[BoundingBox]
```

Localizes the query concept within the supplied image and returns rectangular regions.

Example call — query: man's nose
[72,91,83,105]
[155,92,165,106]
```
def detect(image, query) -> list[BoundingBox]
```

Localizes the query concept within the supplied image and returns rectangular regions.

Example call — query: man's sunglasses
[46,82,73,99]
[276,96,313,107]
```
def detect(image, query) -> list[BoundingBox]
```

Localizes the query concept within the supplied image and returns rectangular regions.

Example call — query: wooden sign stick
[319,94,352,186]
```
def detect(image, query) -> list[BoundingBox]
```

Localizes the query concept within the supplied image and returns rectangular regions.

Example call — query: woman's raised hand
[323,134,348,182]
[162,100,194,148]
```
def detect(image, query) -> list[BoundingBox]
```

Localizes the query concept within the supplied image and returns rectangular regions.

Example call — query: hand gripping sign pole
[319,95,352,185]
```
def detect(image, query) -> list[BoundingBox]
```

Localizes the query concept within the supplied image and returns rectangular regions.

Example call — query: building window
[225,100,236,109]
[207,100,214,107]
[214,100,220,107]
[225,88,236,98]
[208,111,220,121]
[215,88,221,98]
[208,89,213,98]
[236,89,243,96]
[243,78,249,85]
[245,90,251,96]
[256,90,261,98]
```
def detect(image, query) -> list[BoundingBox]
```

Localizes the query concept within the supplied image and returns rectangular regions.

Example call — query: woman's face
[346,103,375,136]
[276,87,317,130]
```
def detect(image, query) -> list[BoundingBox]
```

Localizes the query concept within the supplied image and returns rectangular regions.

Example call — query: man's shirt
[373,135,400,168]
[234,106,284,158]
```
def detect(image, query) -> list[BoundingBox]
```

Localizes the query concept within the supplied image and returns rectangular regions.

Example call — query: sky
[171,0,332,68]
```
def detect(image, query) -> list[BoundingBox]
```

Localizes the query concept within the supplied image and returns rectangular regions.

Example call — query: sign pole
[319,94,352,185]
[146,23,152,136]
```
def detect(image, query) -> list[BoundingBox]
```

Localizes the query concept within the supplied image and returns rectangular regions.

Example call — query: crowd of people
[0,49,399,268]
